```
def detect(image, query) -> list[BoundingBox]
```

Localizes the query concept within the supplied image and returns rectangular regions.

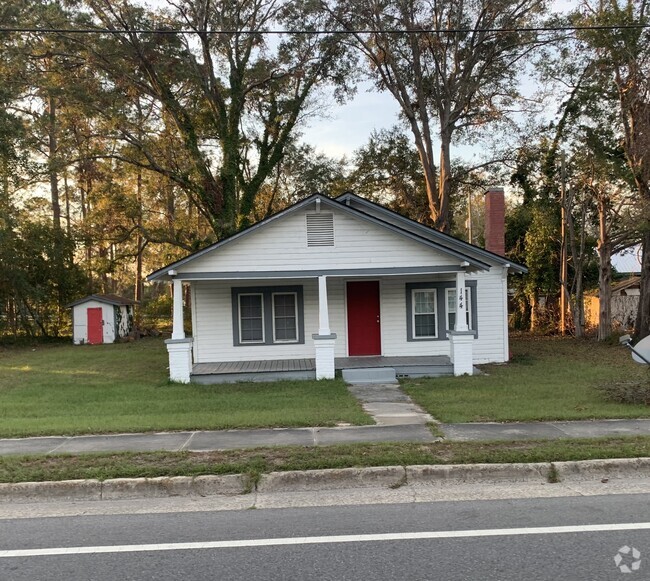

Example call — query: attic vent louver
[306,213,334,247]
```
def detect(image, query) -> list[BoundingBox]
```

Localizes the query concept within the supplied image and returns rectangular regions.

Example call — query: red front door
[87,307,103,344]
[347,281,381,356]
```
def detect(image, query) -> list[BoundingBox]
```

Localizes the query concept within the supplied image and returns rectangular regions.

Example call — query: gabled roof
[336,192,527,273]
[147,192,526,281]
[67,294,136,308]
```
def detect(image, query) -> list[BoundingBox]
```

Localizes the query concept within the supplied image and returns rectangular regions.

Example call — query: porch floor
[193,359,316,375]
[191,355,453,383]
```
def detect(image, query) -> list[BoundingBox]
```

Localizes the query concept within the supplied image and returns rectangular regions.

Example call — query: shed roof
[611,276,641,294]
[67,294,137,308]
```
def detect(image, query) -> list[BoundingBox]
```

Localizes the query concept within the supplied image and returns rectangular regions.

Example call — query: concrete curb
[257,466,406,492]
[405,462,552,484]
[0,474,251,504]
[551,457,650,481]
[1,458,648,504]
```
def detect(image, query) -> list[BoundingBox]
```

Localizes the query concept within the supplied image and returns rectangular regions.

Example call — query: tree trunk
[63,170,71,236]
[573,203,588,337]
[635,230,650,340]
[78,167,92,292]
[598,240,612,341]
[407,117,439,228]
[1,158,9,205]
[135,167,144,326]
[166,182,175,237]
[566,193,586,338]
[596,194,612,340]
[529,293,538,332]
[415,145,439,227]
[47,94,61,231]
[437,136,452,233]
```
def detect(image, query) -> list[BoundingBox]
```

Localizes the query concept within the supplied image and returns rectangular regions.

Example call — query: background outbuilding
[68,294,136,344]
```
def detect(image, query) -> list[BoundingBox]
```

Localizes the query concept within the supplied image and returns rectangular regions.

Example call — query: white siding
[378,270,507,362]
[179,207,459,275]
[471,269,509,363]
[378,278,448,357]
[191,269,509,364]
[192,279,349,363]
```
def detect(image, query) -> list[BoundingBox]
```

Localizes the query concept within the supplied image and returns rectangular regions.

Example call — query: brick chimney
[484,186,505,256]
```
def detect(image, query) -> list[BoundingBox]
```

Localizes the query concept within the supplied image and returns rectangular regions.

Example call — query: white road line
[3,522,650,558]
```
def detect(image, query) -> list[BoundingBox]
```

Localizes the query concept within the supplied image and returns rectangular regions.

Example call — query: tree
[80,0,355,238]
[328,0,549,232]
[252,141,348,220]
[347,127,431,224]
[576,0,650,339]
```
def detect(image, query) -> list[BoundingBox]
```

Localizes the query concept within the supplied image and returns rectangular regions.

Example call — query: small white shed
[68,294,136,345]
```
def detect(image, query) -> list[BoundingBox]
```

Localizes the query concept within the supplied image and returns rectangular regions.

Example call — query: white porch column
[171,278,185,340]
[318,275,331,335]
[166,277,193,383]
[448,268,474,376]
[313,275,336,379]
[454,270,469,332]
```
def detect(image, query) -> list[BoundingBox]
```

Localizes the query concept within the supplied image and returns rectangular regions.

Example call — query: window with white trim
[406,281,478,341]
[238,293,264,343]
[272,292,298,342]
[232,286,304,346]
[412,289,437,338]
[446,288,472,331]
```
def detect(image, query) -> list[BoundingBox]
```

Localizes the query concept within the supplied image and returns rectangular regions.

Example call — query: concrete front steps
[342,363,454,385]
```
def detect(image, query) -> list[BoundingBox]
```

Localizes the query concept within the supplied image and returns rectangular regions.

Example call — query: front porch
[165,268,477,383]
[191,355,454,384]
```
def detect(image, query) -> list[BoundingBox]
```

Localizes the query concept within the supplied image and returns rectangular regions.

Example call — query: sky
[301,82,403,159]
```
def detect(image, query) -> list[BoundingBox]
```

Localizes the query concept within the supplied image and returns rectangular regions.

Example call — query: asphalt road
[1,494,649,580]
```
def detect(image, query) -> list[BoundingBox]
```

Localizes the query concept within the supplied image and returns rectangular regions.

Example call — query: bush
[598,376,650,406]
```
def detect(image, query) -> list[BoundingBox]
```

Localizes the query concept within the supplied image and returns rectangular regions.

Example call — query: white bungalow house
[147,189,526,383]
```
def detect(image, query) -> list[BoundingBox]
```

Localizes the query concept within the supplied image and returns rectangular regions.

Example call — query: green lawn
[3,335,648,438]
[403,335,650,423]
[0,339,371,437]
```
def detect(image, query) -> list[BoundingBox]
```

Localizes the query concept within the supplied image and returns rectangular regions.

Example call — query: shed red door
[87,307,103,344]
[347,281,381,356]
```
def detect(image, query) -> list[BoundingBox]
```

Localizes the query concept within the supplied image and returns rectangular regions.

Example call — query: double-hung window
[238,294,264,343]
[232,286,304,346]
[272,292,298,342]
[406,281,478,341]
[412,289,437,338]
[446,288,472,331]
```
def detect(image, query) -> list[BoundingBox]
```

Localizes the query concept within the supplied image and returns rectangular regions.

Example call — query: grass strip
[2,436,649,483]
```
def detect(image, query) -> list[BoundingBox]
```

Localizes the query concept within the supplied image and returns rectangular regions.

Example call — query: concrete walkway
[2,379,650,456]
[442,419,650,441]
[2,418,650,456]
[345,382,435,426]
